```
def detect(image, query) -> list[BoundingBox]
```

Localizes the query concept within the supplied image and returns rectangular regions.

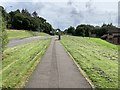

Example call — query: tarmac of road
[7,36,51,47]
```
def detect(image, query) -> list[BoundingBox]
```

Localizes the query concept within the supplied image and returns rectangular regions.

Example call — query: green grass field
[7,29,50,39]
[1,38,51,88]
[61,36,118,88]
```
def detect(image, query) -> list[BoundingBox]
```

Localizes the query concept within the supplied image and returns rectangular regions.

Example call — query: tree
[75,26,83,36]
[21,9,31,16]
[22,17,31,30]
[94,23,116,37]
[67,26,75,35]
[84,25,94,37]
[1,8,53,34]
[7,9,21,29]
[12,13,24,29]
[75,25,85,36]
[0,6,7,19]
[43,22,53,34]
[32,11,38,17]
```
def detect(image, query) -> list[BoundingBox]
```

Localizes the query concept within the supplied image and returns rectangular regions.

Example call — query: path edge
[20,38,52,88]
[60,42,95,89]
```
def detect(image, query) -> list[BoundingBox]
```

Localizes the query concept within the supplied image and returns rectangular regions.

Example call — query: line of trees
[64,23,117,38]
[0,6,54,35]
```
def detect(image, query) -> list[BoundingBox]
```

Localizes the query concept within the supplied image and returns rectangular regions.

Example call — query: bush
[0,7,8,53]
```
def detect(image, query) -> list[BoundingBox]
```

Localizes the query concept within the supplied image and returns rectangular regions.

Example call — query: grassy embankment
[61,36,118,89]
[1,38,51,88]
[7,29,50,39]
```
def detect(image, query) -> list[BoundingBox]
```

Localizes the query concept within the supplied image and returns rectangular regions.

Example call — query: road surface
[8,36,51,47]
[25,37,92,88]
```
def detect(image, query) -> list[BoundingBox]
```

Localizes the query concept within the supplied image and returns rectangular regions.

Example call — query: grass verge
[60,35,118,89]
[1,38,51,88]
[7,29,50,39]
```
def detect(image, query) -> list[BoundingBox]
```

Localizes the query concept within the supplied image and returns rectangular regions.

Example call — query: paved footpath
[25,37,92,88]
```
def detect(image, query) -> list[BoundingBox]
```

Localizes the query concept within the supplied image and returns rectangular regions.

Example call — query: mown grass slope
[7,29,50,39]
[61,36,118,88]
[1,38,51,88]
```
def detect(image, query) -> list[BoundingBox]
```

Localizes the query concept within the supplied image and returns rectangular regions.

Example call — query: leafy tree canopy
[1,6,54,34]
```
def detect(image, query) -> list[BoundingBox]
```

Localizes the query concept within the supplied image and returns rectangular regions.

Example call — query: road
[25,37,92,88]
[7,36,51,47]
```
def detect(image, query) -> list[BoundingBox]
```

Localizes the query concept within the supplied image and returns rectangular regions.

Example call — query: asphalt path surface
[25,37,92,88]
[7,36,51,47]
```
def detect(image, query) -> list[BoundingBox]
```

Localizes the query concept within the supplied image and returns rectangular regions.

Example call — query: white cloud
[0,0,119,3]
[0,0,118,30]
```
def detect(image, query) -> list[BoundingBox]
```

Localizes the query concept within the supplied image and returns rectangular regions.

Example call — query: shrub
[0,7,8,53]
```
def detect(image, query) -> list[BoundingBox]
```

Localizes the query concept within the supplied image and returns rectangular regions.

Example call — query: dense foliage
[0,6,8,52]
[64,23,117,38]
[0,6,54,35]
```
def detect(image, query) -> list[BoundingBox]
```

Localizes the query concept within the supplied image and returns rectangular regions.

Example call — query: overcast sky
[0,0,119,30]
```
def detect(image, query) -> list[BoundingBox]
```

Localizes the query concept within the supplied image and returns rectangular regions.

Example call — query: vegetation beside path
[61,36,118,89]
[7,29,50,39]
[1,38,51,88]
